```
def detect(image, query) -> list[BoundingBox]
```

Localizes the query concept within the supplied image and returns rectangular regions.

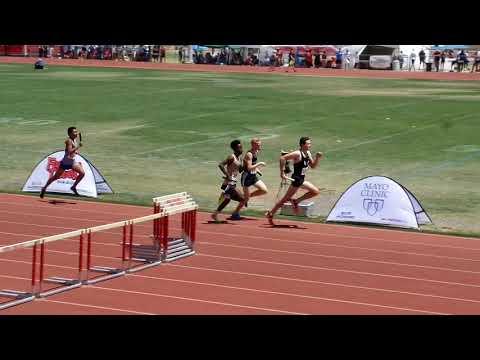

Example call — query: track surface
[1,56,480,81]
[1,193,480,315]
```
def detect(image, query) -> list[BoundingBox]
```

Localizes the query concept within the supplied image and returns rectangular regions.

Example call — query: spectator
[335,49,343,68]
[160,46,166,63]
[471,49,480,72]
[34,58,45,70]
[152,45,159,62]
[314,52,321,68]
[399,51,404,70]
[198,52,205,64]
[205,52,213,64]
[440,51,446,71]
[457,50,467,72]
[178,47,183,63]
[409,49,416,71]
[419,49,426,70]
[433,50,441,72]
[305,50,313,68]
[344,49,351,70]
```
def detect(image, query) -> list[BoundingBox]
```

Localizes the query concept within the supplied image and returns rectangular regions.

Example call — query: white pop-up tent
[326,176,431,229]
[22,150,113,198]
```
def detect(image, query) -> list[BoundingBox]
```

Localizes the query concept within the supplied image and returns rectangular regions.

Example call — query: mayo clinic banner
[22,150,113,198]
[326,176,431,229]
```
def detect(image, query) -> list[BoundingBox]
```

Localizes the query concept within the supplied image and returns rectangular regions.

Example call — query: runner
[211,140,246,222]
[241,138,268,211]
[266,136,323,225]
[40,127,85,198]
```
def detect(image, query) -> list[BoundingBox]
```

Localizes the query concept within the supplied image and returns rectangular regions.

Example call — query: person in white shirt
[409,49,416,71]
[471,50,480,73]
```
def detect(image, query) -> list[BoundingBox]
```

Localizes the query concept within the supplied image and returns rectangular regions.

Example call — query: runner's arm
[218,156,233,179]
[244,152,266,172]
[309,151,323,169]
[279,151,299,178]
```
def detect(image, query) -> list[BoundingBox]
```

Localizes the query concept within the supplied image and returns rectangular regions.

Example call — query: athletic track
[1,56,480,81]
[1,193,480,315]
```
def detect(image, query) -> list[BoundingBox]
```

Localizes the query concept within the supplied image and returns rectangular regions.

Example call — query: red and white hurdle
[0,193,199,311]
[152,192,198,262]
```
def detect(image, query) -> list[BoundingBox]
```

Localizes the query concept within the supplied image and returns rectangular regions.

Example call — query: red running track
[1,193,480,315]
[2,56,480,81]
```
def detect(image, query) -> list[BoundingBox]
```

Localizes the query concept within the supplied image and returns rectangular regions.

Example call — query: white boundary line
[2,217,480,275]
[2,219,480,262]
[1,205,479,249]
[199,241,480,275]
[2,225,480,276]
[0,265,450,315]
[39,299,156,315]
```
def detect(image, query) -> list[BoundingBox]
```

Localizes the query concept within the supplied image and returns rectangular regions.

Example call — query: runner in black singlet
[266,136,323,225]
[211,140,246,222]
[241,138,268,211]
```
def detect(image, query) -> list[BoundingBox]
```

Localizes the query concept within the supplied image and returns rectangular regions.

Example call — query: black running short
[221,184,242,202]
[60,161,73,170]
[241,172,259,187]
[291,175,305,188]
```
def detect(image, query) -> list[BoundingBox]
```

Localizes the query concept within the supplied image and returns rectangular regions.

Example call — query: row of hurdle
[0,192,198,311]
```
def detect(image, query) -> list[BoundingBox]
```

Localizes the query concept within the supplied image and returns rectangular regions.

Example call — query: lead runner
[266,136,323,225]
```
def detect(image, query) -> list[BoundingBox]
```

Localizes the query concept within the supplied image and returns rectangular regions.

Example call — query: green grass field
[1,63,479,236]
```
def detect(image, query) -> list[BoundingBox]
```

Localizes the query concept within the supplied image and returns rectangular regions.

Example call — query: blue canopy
[431,45,469,50]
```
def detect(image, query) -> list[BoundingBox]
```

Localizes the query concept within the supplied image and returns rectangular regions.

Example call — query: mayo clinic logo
[361,183,389,216]
[363,198,384,216]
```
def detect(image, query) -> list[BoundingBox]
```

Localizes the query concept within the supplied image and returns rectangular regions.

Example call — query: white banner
[22,151,113,198]
[326,176,431,229]
[369,55,392,69]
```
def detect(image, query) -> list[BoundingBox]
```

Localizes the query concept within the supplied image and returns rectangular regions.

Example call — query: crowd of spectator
[27,45,480,73]
[393,48,480,72]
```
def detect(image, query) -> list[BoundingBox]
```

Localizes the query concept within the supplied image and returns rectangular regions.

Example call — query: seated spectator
[152,45,160,62]
[205,52,213,64]
[160,47,166,63]
[269,53,276,67]
[305,50,313,68]
[472,50,480,72]
[314,53,321,68]
[34,58,46,70]
[218,52,226,65]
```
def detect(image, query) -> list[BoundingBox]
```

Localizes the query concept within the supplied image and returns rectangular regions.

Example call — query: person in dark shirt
[440,51,446,71]
[433,51,441,72]
[265,137,323,225]
[34,58,46,70]
[419,50,426,70]
[178,47,183,63]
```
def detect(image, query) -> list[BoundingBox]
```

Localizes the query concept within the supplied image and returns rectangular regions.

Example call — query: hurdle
[152,193,198,262]
[0,229,85,309]
[0,193,199,310]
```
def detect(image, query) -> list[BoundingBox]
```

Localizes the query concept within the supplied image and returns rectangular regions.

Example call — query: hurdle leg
[127,219,163,273]
[31,243,38,295]
[85,226,126,285]
[39,233,83,297]
[85,230,92,284]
